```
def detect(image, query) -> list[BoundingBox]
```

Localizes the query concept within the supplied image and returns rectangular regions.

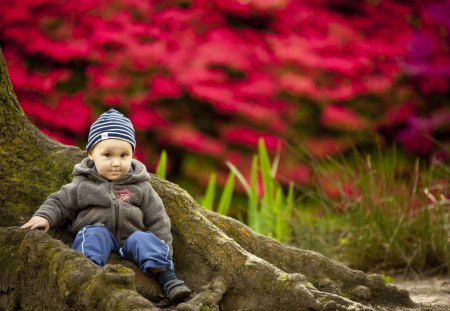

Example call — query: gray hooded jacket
[34,158,173,254]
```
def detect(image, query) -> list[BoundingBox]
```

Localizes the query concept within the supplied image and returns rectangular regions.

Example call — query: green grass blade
[271,140,282,178]
[200,173,216,210]
[226,161,251,195]
[274,186,284,240]
[248,155,260,232]
[258,138,274,205]
[217,171,235,216]
[156,150,167,180]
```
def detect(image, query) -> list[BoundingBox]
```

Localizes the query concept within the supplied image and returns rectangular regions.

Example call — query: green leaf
[271,140,282,178]
[258,138,274,205]
[217,171,235,216]
[274,186,284,240]
[248,155,260,231]
[156,150,167,180]
[226,161,250,195]
[200,173,216,210]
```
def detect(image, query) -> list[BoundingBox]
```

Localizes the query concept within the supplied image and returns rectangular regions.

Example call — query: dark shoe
[163,279,192,304]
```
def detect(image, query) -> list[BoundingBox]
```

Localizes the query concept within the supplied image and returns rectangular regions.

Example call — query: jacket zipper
[109,183,120,241]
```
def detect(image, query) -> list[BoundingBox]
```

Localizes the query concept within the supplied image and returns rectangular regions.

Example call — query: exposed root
[174,277,227,311]
[198,208,416,309]
[313,290,375,311]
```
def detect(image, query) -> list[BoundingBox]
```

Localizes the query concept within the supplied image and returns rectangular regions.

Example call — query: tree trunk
[0,48,416,311]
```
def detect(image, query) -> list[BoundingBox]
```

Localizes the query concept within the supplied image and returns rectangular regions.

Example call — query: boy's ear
[88,152,93,160]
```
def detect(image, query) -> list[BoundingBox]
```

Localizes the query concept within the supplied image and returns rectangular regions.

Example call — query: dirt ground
[392,276,450,311]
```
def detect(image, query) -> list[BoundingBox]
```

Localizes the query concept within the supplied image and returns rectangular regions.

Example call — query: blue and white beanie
[86,108,136,152]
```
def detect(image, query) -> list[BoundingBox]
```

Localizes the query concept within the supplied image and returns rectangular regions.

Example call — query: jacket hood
[73,157,150,184]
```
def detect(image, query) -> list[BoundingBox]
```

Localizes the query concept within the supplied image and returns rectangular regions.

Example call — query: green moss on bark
[0,227,156,311]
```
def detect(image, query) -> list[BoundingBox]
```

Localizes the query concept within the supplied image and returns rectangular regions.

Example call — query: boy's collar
[91,165,99,175]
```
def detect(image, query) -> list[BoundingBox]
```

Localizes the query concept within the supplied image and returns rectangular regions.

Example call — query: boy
[21,108,192,304]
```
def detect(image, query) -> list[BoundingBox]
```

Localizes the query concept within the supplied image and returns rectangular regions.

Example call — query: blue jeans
[72,225,174,272]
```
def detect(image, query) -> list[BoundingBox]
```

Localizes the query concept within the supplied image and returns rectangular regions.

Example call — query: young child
[21,108,192,304]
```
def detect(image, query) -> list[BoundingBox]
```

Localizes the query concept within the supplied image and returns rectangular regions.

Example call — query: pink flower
[149,75,182,99]
[26,69,70,94]
[321,104,369,131]
[384,102,415,124]
[223,127,280,150]
[190,84,277,123]
[26,35,90,62]
[192,28,254,71]
[89,68,131,89]
[41,128,76,146]
[278,72,317,97]
[361,76,392,94]
[53,94,92,134]
[20,94,90,136]
[396,111,450,156]
[103,94,123,107]
[20,99,54,125]
[418,76,450,94]
[130,107,168,130]
[4,52,28,89]
[165,126,225,156]
[211,0,252,17]
[212,0,289,16]
[304,137,351,158]
[323,84,356,101]
[236,73,277,100]
[280,163,311,184]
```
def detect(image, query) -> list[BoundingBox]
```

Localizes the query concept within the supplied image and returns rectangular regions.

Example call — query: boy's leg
[121,231,191,303]
[120,230,174,272]
[72,225,119,266]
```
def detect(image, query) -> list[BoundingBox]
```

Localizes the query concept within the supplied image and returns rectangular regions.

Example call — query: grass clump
[199,138,294,242]
[294,147,450,274]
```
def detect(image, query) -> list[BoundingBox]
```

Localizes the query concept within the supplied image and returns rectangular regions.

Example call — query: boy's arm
[26,182,78,230]
[141,182,173,254]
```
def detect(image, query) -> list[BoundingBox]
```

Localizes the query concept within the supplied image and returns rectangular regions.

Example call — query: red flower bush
[0,0,449,191]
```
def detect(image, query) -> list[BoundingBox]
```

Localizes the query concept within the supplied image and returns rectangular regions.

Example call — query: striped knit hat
[86,108,136,152]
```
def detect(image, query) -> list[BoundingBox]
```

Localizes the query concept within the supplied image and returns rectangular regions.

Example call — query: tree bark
[0,48,417,311]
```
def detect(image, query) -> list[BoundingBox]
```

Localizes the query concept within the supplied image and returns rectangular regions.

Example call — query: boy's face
[88,139,133,181]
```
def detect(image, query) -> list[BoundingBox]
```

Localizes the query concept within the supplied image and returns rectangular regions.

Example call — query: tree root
[174,277,227,311]
[198,207,414,307]
[0,227,158,311]
[147,177,416,310]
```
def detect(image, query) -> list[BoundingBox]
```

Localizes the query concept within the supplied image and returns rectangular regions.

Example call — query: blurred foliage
[0,0,449,195]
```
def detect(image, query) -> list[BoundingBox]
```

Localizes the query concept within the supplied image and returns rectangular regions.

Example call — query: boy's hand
[20,216,50,232]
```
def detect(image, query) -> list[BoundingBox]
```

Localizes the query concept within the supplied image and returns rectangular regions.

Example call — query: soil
[392,276,450,311]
